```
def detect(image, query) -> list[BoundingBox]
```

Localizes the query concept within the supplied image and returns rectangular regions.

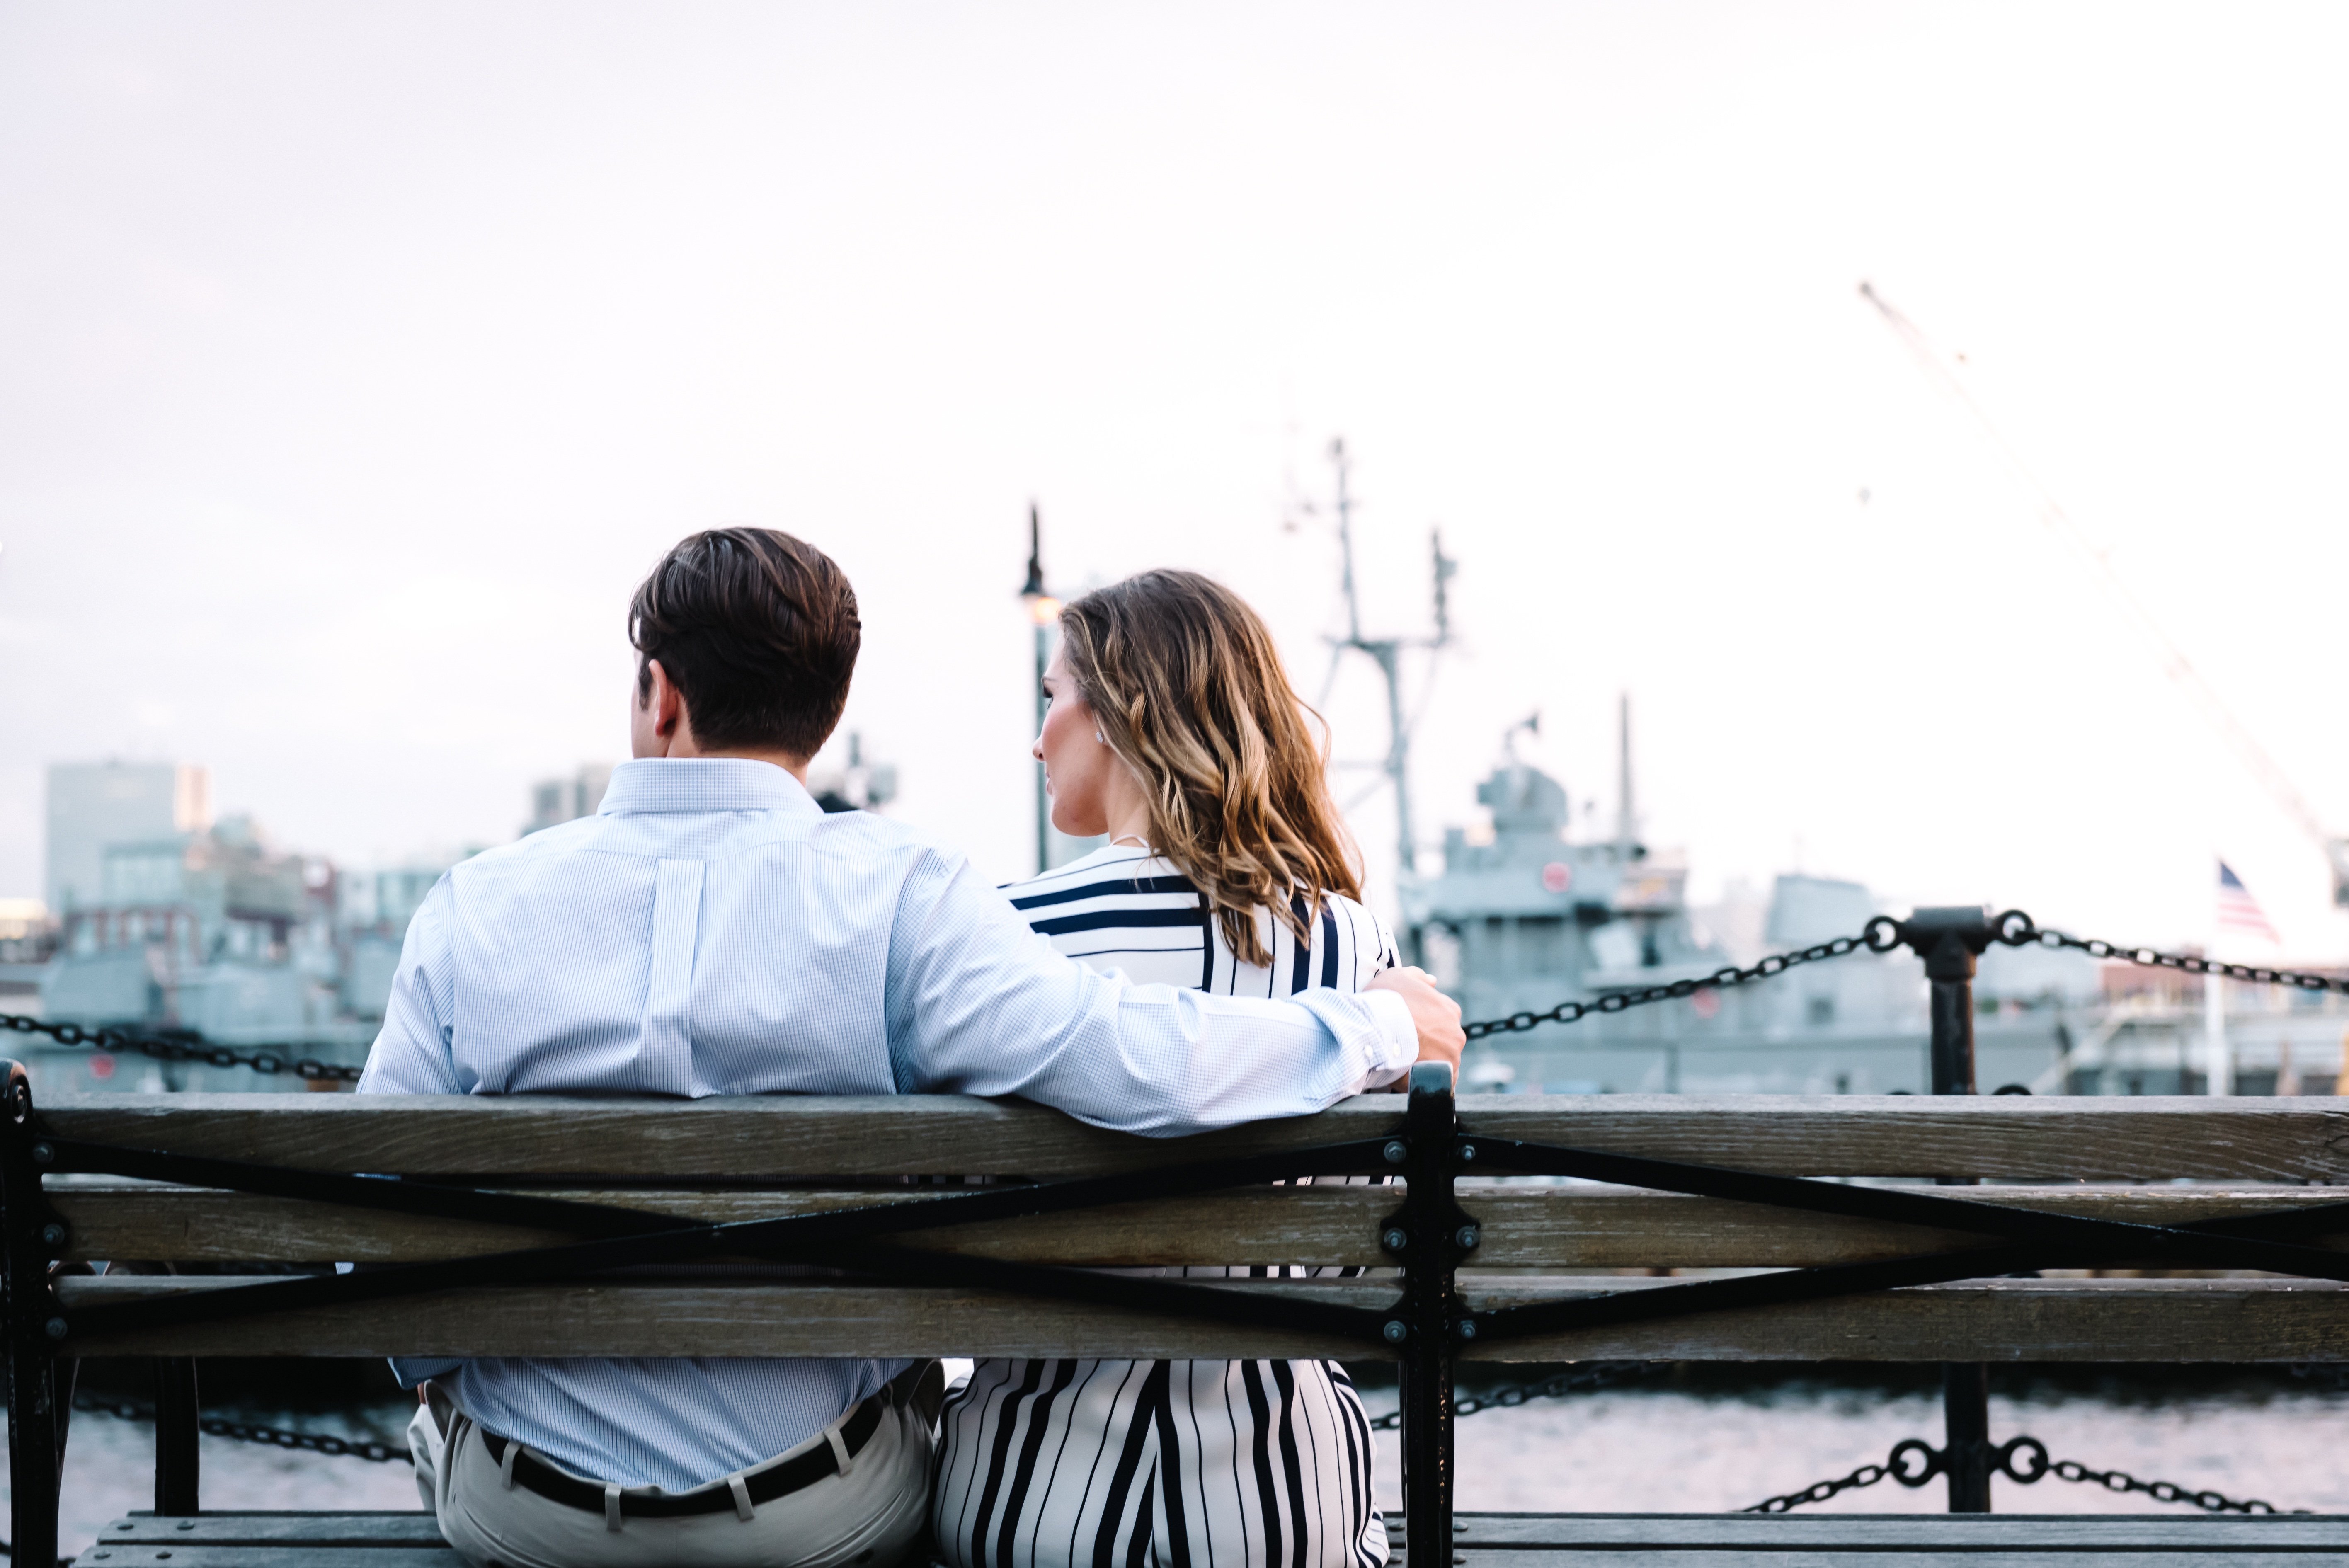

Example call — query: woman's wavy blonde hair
[1058,569,1362,968]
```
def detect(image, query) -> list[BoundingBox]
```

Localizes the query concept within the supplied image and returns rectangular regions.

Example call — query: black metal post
[1387,1061,1464,1566]
[1900,909,1996,1513]
[155,1356,201,1515]
[1942,1361,1991,1512]
[1,1062,63,1568]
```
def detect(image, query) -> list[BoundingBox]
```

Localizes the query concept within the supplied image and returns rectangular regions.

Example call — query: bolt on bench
[11,1061,2349,1566]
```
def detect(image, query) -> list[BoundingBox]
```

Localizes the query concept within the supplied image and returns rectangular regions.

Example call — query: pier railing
[10,905,2349,1562]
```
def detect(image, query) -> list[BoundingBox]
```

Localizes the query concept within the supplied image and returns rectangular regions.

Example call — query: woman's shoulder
[997,844,1194,904]
[1307,886,1393,939]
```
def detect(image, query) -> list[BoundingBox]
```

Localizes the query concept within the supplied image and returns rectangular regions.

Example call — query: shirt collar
[598,758,822,817]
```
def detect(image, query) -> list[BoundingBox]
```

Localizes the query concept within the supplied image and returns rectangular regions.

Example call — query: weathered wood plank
[74,1549,462,1567]
[53,1183,1404,1266]
[1419,1512,2349,1547]
[57,1182,2349,1269]
[103,1510,2349,1558]
[1464,1184,2349,1269]
[38,1093,1377,1178]
[102,1514,445,1546]
[1459,1276,2349,1364]
[54,1273,1362,1359]
[93,1511,2349,1568]
[53,1273,2349,1362]
[1415,1552,2331,1566]
[39,1093,2349,1179]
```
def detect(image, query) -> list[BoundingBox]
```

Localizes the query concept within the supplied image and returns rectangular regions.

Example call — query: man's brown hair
[629,528,860,759]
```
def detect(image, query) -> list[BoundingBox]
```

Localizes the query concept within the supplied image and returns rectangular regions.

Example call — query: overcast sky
[3,2,2346,956]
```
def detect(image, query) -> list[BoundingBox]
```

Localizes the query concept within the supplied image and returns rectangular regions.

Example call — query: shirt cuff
[1358,987,1418,1091]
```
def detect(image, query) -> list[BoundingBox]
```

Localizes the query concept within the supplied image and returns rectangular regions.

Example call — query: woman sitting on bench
[933,569,1399,1568]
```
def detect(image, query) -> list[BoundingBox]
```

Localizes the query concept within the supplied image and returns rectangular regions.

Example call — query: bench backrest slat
[41,1092,2349,1180]
[51,1273,2349,1364]
[49,1182,2349,1268]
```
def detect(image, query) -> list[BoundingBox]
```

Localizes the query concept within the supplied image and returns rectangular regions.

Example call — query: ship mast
[1614,692,1638,861]
[1317,438,1456,879]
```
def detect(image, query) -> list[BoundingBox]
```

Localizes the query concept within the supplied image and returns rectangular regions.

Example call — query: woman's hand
[1365,966,1464,1084]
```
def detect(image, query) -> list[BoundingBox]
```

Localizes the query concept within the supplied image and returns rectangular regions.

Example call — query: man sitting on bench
[358,526,1464,1568]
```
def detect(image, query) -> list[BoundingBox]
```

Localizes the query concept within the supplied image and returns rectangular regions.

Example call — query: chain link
[1368,1360,1657,1430]
[1459,931,1888,1041]
[1990,910,2349,994]
[0,1012,361,1083]
[71,1389,410,1464]
[1743,1433,2299,1516]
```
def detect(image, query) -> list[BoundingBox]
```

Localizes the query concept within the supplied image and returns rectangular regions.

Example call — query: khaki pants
[409,1383,934,1568]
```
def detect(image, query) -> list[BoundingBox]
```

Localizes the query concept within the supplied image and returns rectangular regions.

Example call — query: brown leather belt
[478,1360,942,1520]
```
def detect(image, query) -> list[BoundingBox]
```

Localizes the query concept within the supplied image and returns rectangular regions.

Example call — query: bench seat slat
[53,1275,2349,1362]
[41,1093,2349,1180]
[1421,1551,2333,1566]
[1420,1513,2349,1548]
[53,1183,2349,1268]
[105,1513,446,1545]
[101,1512,2349,1565]
[75,1549,463,1567]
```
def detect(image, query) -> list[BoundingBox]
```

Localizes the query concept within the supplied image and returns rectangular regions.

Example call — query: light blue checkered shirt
[357,758,1414,1491]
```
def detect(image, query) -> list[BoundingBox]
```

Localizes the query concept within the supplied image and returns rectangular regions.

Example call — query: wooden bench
[11,1061,2349,1565]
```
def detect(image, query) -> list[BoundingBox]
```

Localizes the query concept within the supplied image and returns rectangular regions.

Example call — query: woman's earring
[1095,728,1106,744]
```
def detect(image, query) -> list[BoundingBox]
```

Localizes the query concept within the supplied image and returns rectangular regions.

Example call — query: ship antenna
[1332,439,1364,645]
[1310,439,1458,884]
[1615,692,1638,861]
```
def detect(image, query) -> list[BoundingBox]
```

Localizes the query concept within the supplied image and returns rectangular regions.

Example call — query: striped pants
[932,1358,1387,1568]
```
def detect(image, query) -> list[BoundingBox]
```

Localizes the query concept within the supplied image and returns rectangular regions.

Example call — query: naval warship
[1396,713,2086,1098]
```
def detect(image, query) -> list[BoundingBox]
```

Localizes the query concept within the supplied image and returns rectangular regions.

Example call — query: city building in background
[44,761,210,915]
[0,899,54,1020]
[15,752,909,1094]
[17,762,490,1090]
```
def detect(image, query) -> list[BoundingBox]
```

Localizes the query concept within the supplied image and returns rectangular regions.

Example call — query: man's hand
[1366,966,1464,1084]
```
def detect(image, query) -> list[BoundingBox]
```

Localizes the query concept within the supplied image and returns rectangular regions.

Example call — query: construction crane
[1859,280,2349,909]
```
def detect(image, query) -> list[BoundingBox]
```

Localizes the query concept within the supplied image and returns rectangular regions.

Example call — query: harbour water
[11,1370,2347,1558]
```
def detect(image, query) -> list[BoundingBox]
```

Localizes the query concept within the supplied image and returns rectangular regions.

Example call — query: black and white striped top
[1006,844,1398,1000]
[930,844,1399,1568]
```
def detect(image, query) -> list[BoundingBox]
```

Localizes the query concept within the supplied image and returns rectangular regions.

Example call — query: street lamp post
[1019,504,1061,877]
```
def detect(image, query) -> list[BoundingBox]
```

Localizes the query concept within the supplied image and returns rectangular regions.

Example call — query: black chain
[1743,1436,1941,1512]
[0,1012,361,1083]
[1367,1360,1657,1430]
[1459,931,1888,1041]
[1744,1434,2299,1516]
[1459,908,2349,1043]
[71,1390,410,1464]
[1990,910,2349,994]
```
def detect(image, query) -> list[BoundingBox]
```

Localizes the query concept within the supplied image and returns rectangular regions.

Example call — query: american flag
[2216,860,2280,945]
